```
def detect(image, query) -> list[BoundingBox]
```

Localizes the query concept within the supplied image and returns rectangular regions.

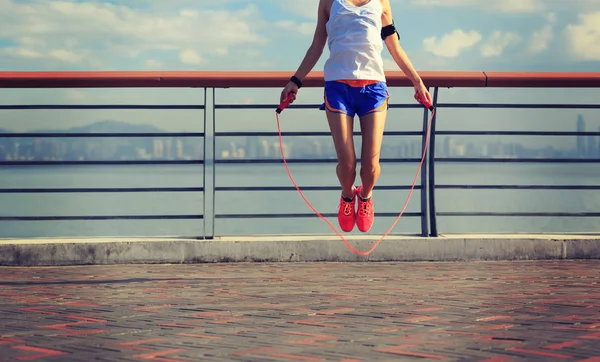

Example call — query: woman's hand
[280,82,299,104]
[413,81,432,107]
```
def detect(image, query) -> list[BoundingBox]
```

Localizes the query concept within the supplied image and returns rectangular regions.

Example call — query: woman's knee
[360,161,380,177]
[337,159,357,175]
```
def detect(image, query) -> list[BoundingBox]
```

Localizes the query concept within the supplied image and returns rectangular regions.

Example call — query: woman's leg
[358,110,387,199]
[353,109,386,232]
[325,109,358,232]
[326,110,356,199]
[350,80,388,233]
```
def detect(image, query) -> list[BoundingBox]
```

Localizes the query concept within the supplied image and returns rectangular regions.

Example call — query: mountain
[23,120,167,134]
[66,120,166,134]
[0,120,199,161]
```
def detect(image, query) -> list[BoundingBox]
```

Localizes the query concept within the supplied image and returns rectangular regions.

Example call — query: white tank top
[324,0,386,82]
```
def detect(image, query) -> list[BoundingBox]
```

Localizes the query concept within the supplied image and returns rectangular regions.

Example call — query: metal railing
[1,71,599,238]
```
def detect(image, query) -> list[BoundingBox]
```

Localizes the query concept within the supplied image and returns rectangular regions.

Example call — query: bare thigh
[359,110,387,167]
[326,110,356,166]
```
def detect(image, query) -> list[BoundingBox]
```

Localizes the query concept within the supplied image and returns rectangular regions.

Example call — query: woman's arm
[381,0,425,87]
[281,0,329,103]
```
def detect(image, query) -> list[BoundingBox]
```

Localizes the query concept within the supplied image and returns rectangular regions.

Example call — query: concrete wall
[1,234,599,266]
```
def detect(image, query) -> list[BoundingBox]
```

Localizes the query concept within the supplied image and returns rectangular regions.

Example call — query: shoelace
[341,200,354,216]
[358,199,371,217]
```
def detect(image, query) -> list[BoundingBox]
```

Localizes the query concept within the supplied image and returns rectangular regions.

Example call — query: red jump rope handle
[415,91,434,111]
[276,92,295,114]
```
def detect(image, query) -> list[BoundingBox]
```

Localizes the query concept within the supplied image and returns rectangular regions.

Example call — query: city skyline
[0,114,597,162]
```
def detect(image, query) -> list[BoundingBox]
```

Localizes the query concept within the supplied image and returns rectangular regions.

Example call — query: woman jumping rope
[280,0,432,233]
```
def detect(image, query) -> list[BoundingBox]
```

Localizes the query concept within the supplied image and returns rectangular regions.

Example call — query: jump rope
[275,88,435,256]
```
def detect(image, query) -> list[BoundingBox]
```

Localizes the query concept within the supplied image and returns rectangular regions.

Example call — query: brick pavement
[0,260,599,361]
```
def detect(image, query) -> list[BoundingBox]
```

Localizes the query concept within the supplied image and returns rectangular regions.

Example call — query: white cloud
[481,31,522,57]
[565,11,600,61]
[410,0,544,13]
[410,0,600,13]
[2,47,43,59]
[277,0,320,19]
[280,0,600,16]
[1,46,89,63]
[0,0,266,68]
[274,21,315,37]
[49,49,86,63]
[179,50,204,65]
[529,13,556,54]
[423,29,482,58]
[484,0,543,13]
[144,59,163,69]
[567,0,600,12]
[383,58,397,71]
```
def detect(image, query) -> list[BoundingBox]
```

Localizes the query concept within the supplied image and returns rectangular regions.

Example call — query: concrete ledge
[1,234,600,266]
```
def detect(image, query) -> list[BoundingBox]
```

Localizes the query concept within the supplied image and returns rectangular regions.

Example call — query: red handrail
[483,72,600,88]
[0,71,599,88]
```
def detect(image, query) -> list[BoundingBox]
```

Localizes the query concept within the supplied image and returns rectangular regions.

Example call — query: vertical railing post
[202,87,208,239]
[202,87,216,239]
[211,88,217,238]
[428,87,440,237]
[419,87,430,237]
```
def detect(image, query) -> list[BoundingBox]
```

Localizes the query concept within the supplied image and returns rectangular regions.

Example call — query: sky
[0,0,599,140]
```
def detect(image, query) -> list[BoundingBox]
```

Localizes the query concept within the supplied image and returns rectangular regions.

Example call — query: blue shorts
[320,80,389,118]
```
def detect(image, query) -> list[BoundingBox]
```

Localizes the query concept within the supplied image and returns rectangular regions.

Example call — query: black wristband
[290,76,303,89]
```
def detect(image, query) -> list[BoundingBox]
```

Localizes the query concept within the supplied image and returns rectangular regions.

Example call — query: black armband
[290,76,303,89]
[381,22,400,41]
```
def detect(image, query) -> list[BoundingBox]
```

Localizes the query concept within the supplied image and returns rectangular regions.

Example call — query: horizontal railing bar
[216,103,600,110]
[436,185,600,190]
[437,212,600,217]
[436,131,600,136]
[435,158,600,163]
[0,215,204,221]
[214,104,422,110]
[215,185,420,191]
[0,105,205,110]
[216,104,318,110]
[215,158,420,164]
[2,103,595,112]
[484,71,600,88]
[0,160,204,166]
[0,187,204,193]
[214,131,422,137]
[215,212,421,219]
[0,132,205,138]
[388,104,426,109]
[437,103,600,109]
[2,70,599,88]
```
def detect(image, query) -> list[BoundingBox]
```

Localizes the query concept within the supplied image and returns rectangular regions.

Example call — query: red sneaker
[337,188,356,232]
[356,185,374,232]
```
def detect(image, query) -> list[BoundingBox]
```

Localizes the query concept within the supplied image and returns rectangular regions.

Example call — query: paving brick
[0,261,599,361]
